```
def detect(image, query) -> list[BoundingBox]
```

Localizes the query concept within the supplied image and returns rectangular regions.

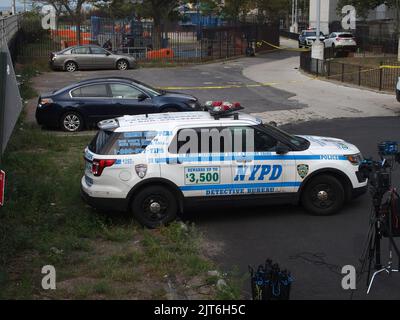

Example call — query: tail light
[92,159,116,176]
[39,98,53,105]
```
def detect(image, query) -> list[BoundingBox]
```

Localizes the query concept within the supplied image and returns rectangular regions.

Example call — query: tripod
[362,187,400,294]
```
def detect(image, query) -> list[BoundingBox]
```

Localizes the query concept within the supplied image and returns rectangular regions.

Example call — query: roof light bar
[204,101,244,117]
[97,118,120,130]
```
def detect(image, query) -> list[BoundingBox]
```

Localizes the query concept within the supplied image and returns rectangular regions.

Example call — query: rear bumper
[81,186,129,212]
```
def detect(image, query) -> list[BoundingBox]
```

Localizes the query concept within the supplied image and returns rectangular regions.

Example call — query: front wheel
[131,186,178,228]
[116,59,129,70]
[301,175,345,216]
[396,89,400,102]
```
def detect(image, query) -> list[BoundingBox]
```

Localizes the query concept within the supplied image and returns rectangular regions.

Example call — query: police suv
[81,102,367,228]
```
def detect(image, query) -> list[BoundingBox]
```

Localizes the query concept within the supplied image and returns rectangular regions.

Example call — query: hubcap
[143,195,168,221]
[311,184,335,209]
[317,190,329,201]
[149,201,161,214]
[66,63,76,72]
[118,61,127,70]
[63,114,80,131]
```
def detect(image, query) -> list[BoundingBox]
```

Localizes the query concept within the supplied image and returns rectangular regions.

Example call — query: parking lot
[26,48,400,300]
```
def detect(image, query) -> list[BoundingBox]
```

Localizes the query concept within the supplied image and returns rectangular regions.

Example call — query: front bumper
[352,185,368,199]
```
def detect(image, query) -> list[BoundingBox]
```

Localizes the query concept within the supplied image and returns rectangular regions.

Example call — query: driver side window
[253,128,278,152]
[110,84,143,99]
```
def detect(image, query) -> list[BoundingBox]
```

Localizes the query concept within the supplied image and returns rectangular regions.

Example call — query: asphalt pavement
[183,116,400,300]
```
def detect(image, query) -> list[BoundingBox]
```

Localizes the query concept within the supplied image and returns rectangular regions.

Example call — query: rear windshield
[338,34,353,38]
[89,130,157,155]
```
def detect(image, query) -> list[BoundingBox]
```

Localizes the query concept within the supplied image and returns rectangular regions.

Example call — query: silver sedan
[49,45,137,72]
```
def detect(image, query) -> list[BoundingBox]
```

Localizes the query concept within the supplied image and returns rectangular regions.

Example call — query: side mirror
[138,93,148,101]
[105,52,111,56]
[275,144,291,155]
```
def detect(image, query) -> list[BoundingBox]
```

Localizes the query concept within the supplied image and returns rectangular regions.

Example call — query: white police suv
[81,102,367,228]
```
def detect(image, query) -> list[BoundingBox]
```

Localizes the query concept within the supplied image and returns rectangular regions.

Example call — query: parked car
[324,32,357,51]
[81,104,367,228]
[49,45,137,72]
[298,30,326,48]
[36,77,202,132]
[396,77,400,102]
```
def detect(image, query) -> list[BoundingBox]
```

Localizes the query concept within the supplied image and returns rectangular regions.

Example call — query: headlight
[346,153,363,166]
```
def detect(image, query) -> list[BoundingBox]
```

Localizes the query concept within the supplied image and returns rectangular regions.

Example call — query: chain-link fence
[16,15,279,63]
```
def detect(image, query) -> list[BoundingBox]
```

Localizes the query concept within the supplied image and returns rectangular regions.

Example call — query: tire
[60,112,84,132]
[131,185,178,228]
[116,59,129,70]
[162,107,179,112]
[65,61,78,72]
[396,89,400,102]
[298,42,302,48]
[301,174,345,216]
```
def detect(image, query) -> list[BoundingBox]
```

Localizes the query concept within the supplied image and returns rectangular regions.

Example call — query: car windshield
[131,80,163,96]
[305,32,324,37]
[260,123,309,148]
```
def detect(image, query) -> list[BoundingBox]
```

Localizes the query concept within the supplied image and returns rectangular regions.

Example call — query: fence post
[327,60,331,77]
[358,66,361,86]
[316,59,319,77]
[0,51,6,163]
[341,63,345,82]
[379,63,383,91]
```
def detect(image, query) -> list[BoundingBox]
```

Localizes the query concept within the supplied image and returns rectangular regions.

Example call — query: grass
[0,122,242,299]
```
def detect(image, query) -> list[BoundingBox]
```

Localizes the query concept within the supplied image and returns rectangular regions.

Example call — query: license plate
[85,175,93,187]
[185,167,220,185]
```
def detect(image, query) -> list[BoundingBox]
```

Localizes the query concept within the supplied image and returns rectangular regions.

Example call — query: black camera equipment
[249,259,293,300]
[358,141,400,294]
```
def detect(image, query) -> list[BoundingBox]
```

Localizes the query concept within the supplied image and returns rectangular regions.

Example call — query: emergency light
[204,101,243,116]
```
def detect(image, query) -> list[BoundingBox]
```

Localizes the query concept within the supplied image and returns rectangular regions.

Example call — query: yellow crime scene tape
[256,39,310,52]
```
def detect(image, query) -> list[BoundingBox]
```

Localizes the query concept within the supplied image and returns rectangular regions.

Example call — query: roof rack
[204,101,244,120]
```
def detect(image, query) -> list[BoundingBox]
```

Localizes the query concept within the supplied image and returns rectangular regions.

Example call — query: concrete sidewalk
[243,48,399,125]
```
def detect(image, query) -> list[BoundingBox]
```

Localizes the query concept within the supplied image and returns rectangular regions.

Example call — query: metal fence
[300,50,400,92]
[16,15,279,63]
[0,43,23,160]
[0,14,21,45]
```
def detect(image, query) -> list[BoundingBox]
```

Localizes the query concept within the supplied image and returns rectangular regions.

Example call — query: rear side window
[72,47,90,54]
[71,84,109,97]
[89,130,157,155]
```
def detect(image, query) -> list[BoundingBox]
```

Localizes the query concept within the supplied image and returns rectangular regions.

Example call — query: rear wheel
[131,186,178,228]
[60,112,84,132]
[116,59,129,70]
[301,175,345,216]
[65,61,78,72]
[396,89,400,102]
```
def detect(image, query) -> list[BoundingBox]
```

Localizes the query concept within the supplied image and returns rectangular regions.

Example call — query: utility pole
[290,0,294,32]
[294,0,298,33]
[11,0,16,14]
[312,0,324,61]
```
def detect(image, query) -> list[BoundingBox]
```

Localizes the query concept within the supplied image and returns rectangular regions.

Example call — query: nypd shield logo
[297,164,309,179]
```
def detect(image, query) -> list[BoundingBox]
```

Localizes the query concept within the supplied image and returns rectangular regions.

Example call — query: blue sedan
[35,77,202,132]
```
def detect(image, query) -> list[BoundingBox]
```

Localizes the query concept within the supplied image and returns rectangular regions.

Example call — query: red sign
[0,170,5,207]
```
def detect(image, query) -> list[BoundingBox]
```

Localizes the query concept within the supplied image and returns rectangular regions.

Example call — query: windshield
[261,123,309,149]
[305,32,324,37]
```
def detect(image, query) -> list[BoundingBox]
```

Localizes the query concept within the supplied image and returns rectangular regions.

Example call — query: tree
[33,0,91,44]
[93,0,135,19]
[252,0,290,23]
